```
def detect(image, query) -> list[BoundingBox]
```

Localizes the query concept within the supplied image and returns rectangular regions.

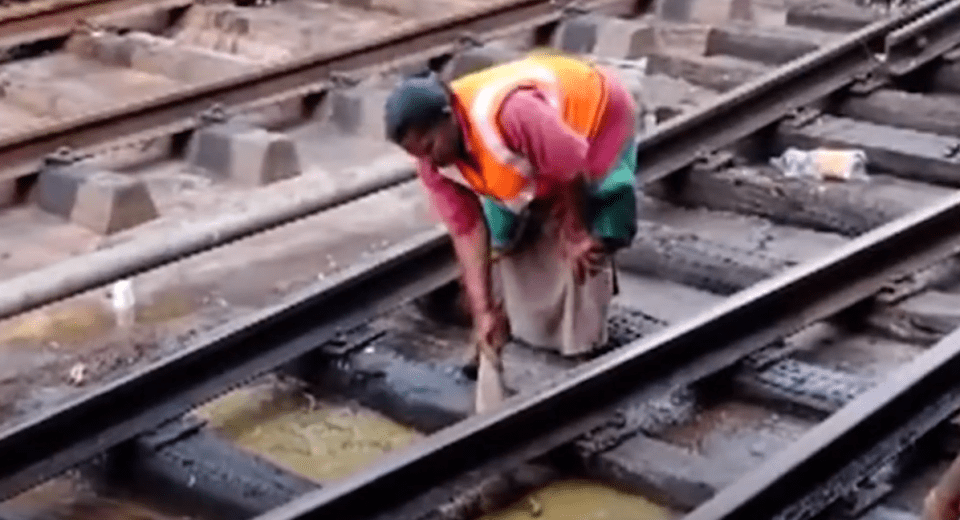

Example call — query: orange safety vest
[445,53,610,212]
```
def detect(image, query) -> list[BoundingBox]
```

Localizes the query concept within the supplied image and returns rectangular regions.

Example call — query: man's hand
[925,452,960,520]
[552,176,607,284]
[564,232,607,284]
[474,304,511,359]
[925,486,960,520]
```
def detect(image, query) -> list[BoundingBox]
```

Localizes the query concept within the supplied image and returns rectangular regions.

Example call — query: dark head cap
[384,71,451,144]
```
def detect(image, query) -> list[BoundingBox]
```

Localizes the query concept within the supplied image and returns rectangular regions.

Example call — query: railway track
[3,0,960,519]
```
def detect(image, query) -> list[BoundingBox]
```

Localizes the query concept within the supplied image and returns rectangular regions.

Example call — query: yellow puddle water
[136,288,200,325]
[480,480,676,520]
[2,477,187,520]
[0,300,116,346]
[192,380,421,483]
[0,287,202,346]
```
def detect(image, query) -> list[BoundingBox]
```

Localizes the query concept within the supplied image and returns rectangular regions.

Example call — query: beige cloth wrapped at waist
[494,206,614,358]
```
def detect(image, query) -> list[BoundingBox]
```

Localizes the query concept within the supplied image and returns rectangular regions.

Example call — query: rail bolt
[455,32,482,49]
[562,3,591,17]
[944,142,960,159]
[199,104,229,124]
[43,147,78,167]
[329,72,360,89]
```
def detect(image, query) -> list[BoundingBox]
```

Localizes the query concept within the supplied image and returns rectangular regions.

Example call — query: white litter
[68,363,87,386]
[110,279,136,329]
[770,147,869,181]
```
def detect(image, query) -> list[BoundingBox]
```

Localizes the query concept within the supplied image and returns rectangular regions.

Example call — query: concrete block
[91,418,320,519]
[65,31,133,67]
[648,164,950,237]
[656,0,754,24]
[932,58,960,95]
[443,44,519,80]
[899,292,960,326]
[317,336,475,433]
[619,220,795,296]
[655,0,692,22]
[229,35,293,63]
[552,15,601,54]
[838,90,960,139]
[735,358,873,415]
[693,0,755,23]
[554,14,657,59]
[127,32,254,83]
[868,290,960,343]
[37,164,158,235]
[554,15,656,58]
[647,52,765,91]
[0,75,99,118]
[328,86,391,139]
[189,123,301,186]
[786,1,877,33]
[176,3,320,60]
[705,24,821,66]
[585,434,731,509]
[89,2,183,34]
[593,18,657,59]
[653,22,713,55]
[67,31,254,84]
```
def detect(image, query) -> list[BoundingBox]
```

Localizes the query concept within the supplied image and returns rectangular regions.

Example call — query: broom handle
[476,337,503,369]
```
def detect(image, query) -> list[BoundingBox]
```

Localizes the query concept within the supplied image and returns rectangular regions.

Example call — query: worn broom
[475,338,506,414]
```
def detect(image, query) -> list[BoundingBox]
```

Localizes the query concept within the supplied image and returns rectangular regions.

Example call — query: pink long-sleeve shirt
[418,67,637,236]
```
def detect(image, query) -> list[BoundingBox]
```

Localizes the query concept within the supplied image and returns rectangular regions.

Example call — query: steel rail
[0,0,587,179]
[636,0,954,185]
[249,192,960,520]
[685,326,960,520]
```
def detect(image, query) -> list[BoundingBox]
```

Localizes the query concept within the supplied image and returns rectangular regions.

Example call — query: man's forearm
[450,220,495,316]
[936,452,960,500]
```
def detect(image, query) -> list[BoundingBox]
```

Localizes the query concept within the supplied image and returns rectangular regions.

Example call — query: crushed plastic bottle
[770,147,869,181]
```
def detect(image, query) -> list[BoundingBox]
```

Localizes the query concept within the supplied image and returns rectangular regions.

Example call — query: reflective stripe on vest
[469,65,557,212]
[447,54,608,213]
